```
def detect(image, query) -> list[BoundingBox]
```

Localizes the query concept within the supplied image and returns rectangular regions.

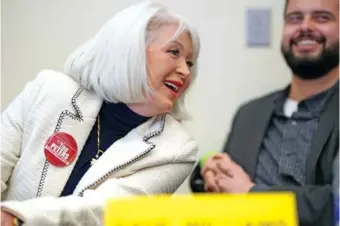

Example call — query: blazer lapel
[38,87,103,198]
[248,99,274,178]
[306,90,339,183]
[231,96,275,178]
[74,115,166,196]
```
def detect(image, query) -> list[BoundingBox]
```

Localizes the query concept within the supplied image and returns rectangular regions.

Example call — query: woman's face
[145,24,194,115]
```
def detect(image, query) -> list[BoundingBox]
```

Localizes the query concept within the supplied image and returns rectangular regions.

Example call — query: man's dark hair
[284,0,289,16]
[284,0,340,17]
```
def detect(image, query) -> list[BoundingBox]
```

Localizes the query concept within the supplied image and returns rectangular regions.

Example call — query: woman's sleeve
[1,160,195,226]
[1,72,46,193]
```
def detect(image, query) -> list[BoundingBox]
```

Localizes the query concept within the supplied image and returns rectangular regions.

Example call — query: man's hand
[215,154,255,193]
[200,153,255,193]
[1,210,16,226]
[200,153,227,192]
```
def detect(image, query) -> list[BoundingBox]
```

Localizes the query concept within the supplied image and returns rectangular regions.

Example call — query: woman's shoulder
[160,115,197,150]
[32,69,86,100]
[160,115,198,160]
[35,69,80,91]
[163,115,192,138]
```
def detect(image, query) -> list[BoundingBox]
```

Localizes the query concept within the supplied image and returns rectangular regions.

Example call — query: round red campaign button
[44,132,78,167]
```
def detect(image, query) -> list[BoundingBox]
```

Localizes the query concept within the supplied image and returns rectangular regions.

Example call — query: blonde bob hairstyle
[64,1,200,120]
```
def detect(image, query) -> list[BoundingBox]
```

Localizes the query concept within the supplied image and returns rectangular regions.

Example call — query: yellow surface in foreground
[105,192,298,226]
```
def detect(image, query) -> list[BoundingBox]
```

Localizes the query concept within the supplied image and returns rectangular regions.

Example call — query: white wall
[1,0,291,193]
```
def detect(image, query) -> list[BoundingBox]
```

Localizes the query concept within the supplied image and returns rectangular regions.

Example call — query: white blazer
[0,70,198,226]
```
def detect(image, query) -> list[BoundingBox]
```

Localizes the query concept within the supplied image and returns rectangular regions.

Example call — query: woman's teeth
[164,82,179,92]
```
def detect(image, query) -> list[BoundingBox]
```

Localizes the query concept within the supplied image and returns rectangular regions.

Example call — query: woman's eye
[168,49,180,57]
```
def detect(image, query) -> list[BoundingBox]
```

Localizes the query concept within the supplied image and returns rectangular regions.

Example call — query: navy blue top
[60,102,150,196]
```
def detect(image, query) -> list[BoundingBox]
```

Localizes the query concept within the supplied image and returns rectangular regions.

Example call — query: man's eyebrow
[286,9,336,19]
[285,10,303,18]
[312,10,336,19]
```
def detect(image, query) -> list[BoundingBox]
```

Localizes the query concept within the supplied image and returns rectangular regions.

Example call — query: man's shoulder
[237,89,284,115]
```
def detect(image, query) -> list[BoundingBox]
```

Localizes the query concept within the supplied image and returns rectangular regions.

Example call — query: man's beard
[281,35,339,80]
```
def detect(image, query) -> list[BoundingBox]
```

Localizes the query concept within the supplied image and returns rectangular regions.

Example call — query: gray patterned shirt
[254,82,339,187]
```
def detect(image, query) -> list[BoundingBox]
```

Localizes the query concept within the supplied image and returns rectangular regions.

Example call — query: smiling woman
[64,3,200,121]
[0,1,201,226]
[138,23,196,116]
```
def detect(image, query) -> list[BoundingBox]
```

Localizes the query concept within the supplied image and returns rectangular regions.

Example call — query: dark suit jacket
[190,87,339,226]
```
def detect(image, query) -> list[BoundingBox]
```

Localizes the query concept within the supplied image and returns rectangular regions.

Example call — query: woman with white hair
[0,1,200,225]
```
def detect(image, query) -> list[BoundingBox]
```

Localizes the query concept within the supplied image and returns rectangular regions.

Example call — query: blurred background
[1,0,291,193]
